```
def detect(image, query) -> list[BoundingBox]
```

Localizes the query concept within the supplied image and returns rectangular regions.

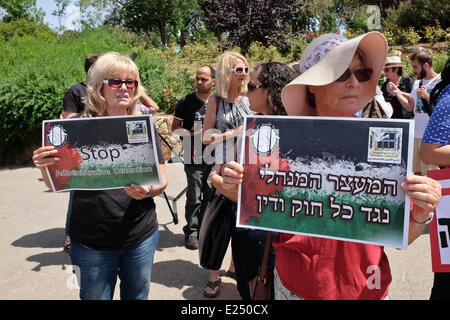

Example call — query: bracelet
[146,185,153,198]
[410,211,434,225]
[207,171,218,188]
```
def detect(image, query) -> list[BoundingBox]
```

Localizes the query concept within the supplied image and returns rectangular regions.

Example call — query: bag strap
[215,96,221,116]
[257,231,272,283]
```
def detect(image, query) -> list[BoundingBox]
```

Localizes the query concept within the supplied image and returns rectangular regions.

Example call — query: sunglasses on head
[247,82,265,92]
[231,66,249,74]
[103,79,138,89]
[336,68,373,82]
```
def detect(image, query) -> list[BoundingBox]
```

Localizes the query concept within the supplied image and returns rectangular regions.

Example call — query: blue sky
[36,0,79,30]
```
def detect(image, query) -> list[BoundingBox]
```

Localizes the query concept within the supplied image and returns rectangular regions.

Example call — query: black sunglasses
[103,79,138,89]
[231,66,249,74]
[247,82,266,92]
[336,68,373,82]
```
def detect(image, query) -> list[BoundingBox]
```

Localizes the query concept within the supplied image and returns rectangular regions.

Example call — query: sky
[36,0,80,31]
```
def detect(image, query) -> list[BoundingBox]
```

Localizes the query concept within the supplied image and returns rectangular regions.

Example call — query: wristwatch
[207,172,218,188]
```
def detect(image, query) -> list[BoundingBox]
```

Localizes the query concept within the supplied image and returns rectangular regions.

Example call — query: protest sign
[42,115,161,192]
[237,116,414,249]
[427,168,450,272]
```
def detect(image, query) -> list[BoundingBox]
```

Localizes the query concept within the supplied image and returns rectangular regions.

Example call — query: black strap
[418,80,433,117]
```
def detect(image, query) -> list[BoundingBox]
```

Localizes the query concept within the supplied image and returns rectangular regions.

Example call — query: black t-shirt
[174,92,207,130]
[174,92,208,164]
[63,82,88,114]
[69,133,165,250]
[381,76,414,119]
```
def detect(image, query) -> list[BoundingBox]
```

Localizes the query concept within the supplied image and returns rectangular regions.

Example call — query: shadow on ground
[11,227,72,271]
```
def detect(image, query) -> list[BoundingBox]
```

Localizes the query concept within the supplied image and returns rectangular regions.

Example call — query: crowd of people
[31,30,448,300]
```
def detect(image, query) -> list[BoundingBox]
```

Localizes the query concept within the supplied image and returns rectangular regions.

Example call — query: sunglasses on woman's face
[231,66,249,74]
[247,82,265,92]
[103,79,138,89]
[336,68,373,82]
[383,67,397,73]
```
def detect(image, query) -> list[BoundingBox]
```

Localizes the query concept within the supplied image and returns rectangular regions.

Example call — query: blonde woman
[200,52,252,298]
[202,51,252,160]
[32,52,168,300]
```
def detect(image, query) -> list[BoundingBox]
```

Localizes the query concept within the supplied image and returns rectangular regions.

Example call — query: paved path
[0,164,434,300]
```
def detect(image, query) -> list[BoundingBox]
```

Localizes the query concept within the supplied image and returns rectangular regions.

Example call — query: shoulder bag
[198,188,233,270]
[249,231,274,300]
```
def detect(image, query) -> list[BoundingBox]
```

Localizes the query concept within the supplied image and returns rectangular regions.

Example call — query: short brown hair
[84,53,100,74]
[409,51,433,67]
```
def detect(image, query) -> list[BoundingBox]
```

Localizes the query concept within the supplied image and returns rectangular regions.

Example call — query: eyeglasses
[103,79,138,89]
[336,68,373,82]
[231,67,249,74]
[247,82,266,92]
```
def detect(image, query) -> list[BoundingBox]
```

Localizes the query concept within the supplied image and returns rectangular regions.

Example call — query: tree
[106,0,203,46]
[383,0,449,29]
[76,0,111,30]
[0,0,43,22]
[52,0,70,31]
[203,0,304,54]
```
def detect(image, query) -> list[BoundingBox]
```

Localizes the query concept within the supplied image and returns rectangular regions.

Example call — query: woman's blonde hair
[83,52,144,117]
[215,51,249,98]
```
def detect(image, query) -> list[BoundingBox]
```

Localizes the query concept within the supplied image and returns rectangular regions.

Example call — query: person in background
[33,52,168,300]
[136,93,160,114]
[60,53,100,253]
[130,52,160,114]
[218,32,441,300]
[60,54,100,119]
[381,50,415,119]
[409,50,441,175]
[171,65,216,250]
[358,87,393,118]
[209,61,297,300]
[200,51,252,298]
[420,58,450,300]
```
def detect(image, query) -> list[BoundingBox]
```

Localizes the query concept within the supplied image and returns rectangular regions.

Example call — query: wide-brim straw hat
[281,32,388,116]
[384,55,405,68]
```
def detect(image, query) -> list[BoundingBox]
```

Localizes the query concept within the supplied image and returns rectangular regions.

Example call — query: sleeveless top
[213,94,251,163]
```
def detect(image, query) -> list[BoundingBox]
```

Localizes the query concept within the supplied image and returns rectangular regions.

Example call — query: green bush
[382,25,421,47]
[394,27,421,46]
[134,45,194,114]
[0,26,133,163]
[247,41,283,64]
[423,21,448,45]
[0,19,56,42]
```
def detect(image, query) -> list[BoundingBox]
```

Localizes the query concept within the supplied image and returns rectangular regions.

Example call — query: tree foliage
[0,0,44,22]
[203,0,304,54]
[106,0,205,46]
[383,0,449,29]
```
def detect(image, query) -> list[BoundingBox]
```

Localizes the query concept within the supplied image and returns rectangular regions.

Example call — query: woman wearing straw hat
[219,32,441,300]
[381,51,415,119]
